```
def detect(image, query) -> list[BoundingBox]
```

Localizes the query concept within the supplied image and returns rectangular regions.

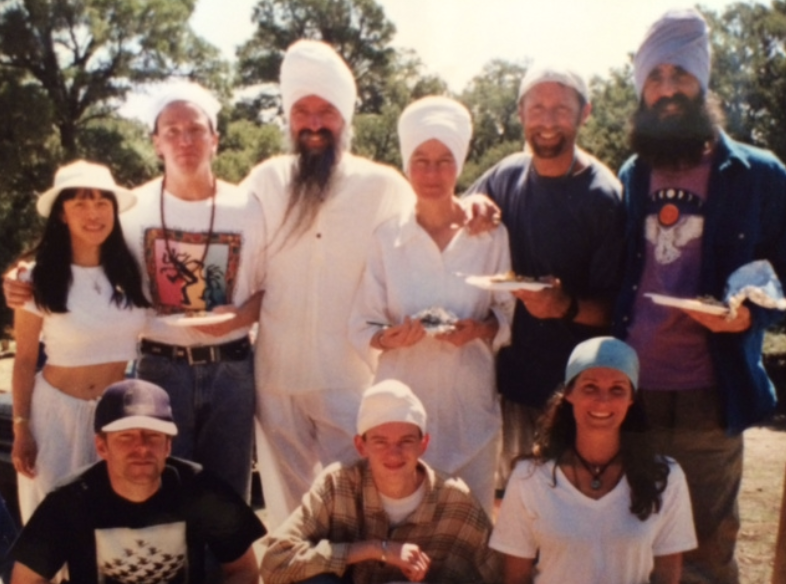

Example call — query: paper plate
[465,275,552,292]
[160,313,236,327]
[644,293,729,316]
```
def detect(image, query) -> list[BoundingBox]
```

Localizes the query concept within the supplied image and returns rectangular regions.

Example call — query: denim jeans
[136,351,255,501]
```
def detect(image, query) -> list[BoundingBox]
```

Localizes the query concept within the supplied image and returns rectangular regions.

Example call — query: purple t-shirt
[626,155,716,390]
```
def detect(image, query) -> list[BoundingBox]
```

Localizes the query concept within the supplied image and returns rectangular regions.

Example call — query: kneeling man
[10,379,265,584]
[260,379,500,584]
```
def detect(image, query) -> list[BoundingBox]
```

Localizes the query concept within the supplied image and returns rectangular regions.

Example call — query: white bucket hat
[37,160,135,218]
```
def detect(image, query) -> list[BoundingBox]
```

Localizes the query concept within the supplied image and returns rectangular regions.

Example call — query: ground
[739,419,786,583]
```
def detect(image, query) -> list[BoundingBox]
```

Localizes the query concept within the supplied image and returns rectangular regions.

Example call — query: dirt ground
[738,419,786,584]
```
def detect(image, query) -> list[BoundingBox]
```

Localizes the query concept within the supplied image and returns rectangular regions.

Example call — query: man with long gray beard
[613,9,786,583]
[241,40,416,529]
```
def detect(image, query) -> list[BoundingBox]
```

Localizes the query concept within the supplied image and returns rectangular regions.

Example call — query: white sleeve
[489,461,539,559]
[652,460,698,556]
[347,233,389,368]
[488,226,514,352]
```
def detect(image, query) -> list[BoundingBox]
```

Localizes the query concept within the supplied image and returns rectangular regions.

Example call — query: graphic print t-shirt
[626,155,717,390]
[121,179,265,346]
[10,458,265,584]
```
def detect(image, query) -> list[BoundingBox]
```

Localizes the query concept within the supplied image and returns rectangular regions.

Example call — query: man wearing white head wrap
[350,95,513,514]
[614,8,786,584]
[464,64,625,493]
[240,39,416,530]
[119,81,265,502]
[259,380,501,584]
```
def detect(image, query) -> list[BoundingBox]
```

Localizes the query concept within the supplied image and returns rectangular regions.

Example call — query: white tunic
[349,210,514,474]
[491,458,697,584]
[242,153,415,395]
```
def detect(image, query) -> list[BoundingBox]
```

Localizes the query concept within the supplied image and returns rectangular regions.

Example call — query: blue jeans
[136,351,255,501]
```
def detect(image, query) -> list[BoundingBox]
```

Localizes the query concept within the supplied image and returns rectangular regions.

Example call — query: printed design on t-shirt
[143,229,241,315]
[95,523,187,584]
[645,188,704,265]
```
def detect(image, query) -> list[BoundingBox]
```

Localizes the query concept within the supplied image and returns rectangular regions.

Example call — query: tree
[0,0,228,158]
[236,0,396,115]
[703,1,786,162]
[581,63,636,174]
[458,59,528,188]
[213,118,283,183]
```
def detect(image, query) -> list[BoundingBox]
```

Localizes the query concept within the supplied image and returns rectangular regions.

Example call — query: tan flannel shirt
[260,459,501,584]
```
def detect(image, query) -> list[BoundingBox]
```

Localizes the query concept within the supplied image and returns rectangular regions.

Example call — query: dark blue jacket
[613,132,786,434]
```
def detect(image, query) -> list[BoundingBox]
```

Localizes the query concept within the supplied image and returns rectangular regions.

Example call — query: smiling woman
[11,160,150,524]
[491,337,698,584]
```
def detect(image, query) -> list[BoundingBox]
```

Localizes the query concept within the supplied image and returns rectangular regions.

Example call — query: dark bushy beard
[629,94,717,170]
[292,129,338,198]
[282,129,340,238]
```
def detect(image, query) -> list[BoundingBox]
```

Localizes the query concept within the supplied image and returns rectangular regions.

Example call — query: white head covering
[280,39,357,125]
[356,380,427,436]
[149,81,221,132]
[398,96,473,176]
[37,160,135,218]
[518,63,589,104]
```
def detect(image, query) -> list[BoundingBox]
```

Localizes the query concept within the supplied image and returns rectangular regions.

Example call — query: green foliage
[703,2,786,162]
[237,0,396,114]
[581,64,636,174]
[460,59,528,164]
[0,0,229,156]
[213,119,283,183]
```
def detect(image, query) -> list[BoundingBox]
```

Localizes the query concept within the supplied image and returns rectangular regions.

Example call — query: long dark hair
[28,188,150,313]
[529,383,670,521]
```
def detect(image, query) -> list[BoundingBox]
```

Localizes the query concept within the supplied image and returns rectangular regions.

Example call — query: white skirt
[17,373,98,523]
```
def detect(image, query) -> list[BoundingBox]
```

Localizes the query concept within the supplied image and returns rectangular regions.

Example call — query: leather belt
[139,337,251,366]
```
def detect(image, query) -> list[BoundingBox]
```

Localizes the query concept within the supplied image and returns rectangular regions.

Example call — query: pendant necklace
[159,176,217,271]
[573,447,619,491]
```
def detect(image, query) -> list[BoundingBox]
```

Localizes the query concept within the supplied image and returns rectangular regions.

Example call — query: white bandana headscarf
[398,96,472,176]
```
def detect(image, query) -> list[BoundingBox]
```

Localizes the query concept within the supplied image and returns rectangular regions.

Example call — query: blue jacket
[613,132,786,434]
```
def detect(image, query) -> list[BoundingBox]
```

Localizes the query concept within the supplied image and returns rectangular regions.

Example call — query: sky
[188,0,760,92]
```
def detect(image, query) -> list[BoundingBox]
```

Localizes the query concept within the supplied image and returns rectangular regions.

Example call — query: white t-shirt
[22,264,149,366]
[349,210,514,473]
[242,152,414,395]
[122,178,265,347]
[491,458,697,584]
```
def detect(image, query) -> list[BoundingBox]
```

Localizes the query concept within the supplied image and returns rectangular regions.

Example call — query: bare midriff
[42,362,129,400]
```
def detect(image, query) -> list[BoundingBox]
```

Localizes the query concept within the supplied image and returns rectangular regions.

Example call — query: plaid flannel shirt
[260,459,501,584]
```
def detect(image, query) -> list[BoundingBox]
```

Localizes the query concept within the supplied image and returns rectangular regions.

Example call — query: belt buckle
[186,345,216,365]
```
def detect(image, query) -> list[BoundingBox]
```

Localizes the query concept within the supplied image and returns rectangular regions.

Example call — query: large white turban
[398,96,472,176]
[280,39,357,125]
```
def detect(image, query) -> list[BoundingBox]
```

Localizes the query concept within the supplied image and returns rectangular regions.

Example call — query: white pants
[18,373,98,523]
[256,388,361,529]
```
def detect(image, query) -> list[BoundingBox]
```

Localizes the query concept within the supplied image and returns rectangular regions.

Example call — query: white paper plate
[644,293,729,316]
[160,313,236,327]
[465,275,552,292]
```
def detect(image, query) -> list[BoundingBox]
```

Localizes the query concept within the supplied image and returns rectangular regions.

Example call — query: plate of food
[412,307,458,335]
[465,272,552,292]
[159,311,236,327]
[644,293,729,316]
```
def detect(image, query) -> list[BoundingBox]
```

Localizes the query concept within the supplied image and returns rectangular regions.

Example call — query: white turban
[398,96,472,176]
[518,64,589,105]
[280,39,357,125]
[149,81,221,132]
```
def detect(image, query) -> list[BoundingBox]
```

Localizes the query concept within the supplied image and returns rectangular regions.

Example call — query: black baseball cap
[94,379,178,436]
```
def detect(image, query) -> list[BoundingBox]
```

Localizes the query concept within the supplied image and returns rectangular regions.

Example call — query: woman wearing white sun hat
[12,160,150,522]
[350,96,514,515]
